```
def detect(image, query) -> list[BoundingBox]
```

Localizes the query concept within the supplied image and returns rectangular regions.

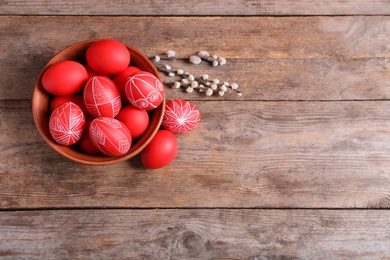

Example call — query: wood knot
[367,196,390,208]
[174,230,212,258]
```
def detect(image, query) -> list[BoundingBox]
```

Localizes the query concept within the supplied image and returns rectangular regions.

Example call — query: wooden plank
[2,100,390,209]
[1,209,390,258]
[1,0,390,16]
[1,16,389,59]
[1,16,390,100]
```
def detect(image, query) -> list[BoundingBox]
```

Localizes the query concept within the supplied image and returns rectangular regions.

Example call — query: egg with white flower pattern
[162,99,201,134]
[49,102,86,146]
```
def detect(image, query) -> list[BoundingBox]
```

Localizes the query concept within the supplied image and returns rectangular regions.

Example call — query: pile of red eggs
[42,39,200,168]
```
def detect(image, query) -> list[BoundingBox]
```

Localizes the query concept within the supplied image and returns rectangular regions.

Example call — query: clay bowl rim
[32,39,165,166]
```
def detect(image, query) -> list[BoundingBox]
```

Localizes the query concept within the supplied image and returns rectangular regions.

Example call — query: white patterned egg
[83,76,122,118]
[49,102,86,146]
[89,117,132,156]
[125,71,164,110]
[162,99,201,134]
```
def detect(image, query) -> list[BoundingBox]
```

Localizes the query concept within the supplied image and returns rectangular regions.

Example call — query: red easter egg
[125,71,164,110]
[49,102,86,146]
[50,94,89,117]
[83,76,122,118]
[116,105,149,139]
[162,100,201,134]
[140,130,178,169]
[86,39,130,75]
[112,66,141,102]
[89,117,132,156]
[42,60,88,96]
[78,117,101,155]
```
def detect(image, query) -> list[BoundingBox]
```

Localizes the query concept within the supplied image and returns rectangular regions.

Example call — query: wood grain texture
[2,16,390,100]
[2,15,389,59]
[1,209,390,259]
[3,0,390,257]
[2,100,390,209]
[1,0,390,15]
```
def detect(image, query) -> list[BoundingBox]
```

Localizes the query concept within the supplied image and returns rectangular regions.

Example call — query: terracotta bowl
[32,39,165,165]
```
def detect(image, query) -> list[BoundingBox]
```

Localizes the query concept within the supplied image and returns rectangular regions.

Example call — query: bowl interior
[32,39,165,165]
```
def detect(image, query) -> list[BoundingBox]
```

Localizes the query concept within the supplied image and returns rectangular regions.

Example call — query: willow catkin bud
[191,81,199,88]
[220,85,228,92]
[218,57,227,65]
[189,55,202,64]
[166,50,176,57]
[181,78,189,84]
[231,83,239,90]
[198,51,210,56]
[173,81,181,88]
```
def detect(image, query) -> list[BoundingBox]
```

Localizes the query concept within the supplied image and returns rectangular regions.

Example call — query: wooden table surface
[2,1,390,258]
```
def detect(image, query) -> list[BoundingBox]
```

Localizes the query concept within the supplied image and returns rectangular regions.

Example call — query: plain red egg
[140,130,178,169]
[50,94,89,117]
[49,102,86,146]
[89,117,132,156]
[83,76,122,118]
[112,66,141,102]
[125,71,164,110]
[162,100,201,134]
[42,60,88,96]
[78,117,101,155]
[116,105,149,139]
[86,39,130,75]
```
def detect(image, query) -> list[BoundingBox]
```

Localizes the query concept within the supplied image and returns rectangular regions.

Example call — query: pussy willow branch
[153,64,241,97]
[147,51,241,97]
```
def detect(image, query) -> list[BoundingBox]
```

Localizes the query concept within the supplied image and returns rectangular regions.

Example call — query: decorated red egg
[116,105,149,139]
[78,117,100,155]
[140,130,178,169]
[112,66,141,102]
[83,76,122,118]
[86,39,130,75]
[42,60,88,96]
[162,100,201,134]
[125,71,164,110]
[50,94,89,117]
[49,102,86,146]
[89,117,132,156]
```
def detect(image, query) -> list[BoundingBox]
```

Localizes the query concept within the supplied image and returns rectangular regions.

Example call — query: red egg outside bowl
[32,39,165,165]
